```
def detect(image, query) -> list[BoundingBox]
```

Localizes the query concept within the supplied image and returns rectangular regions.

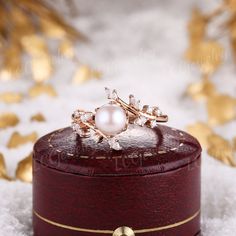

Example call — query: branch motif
[72,88,168,150]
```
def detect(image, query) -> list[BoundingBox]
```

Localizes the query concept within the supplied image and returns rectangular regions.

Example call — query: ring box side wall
[33,125,201,236]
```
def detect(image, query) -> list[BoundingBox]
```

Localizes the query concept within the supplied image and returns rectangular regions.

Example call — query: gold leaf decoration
[15,153,32,183]
[185,2,236,168]
[233,136,236,151]
[0,0,85,82]
[186,78,216,101]
[21,35,53,82]
[231,37,236,62]
[29,84,57,98]
[226,14,236,61]
[59,40,75,59]
[0,113,19,129]
[40,18,67,39]
[186,122,213,148]
[7,131,38,149]
[207,94,236,125]
[73,65,102,84]
[207,134,236,166]
[188,8,207,43]
[185,41,223,75]
[31,55,53,83]
[30,113,46,122]
[0,153,11,181]
[19,0,85,40]
[0,44,22,81]
[21,35,48,56]
[10,6,34,37]
[0,92,23,104]
[225,0,236,12]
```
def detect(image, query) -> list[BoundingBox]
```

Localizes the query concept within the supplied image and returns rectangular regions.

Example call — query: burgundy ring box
[33,124,201,236]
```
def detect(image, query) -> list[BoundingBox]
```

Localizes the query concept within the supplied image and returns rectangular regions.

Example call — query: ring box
[33,124,201,236]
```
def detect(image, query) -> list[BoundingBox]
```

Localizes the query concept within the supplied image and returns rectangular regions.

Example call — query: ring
[72,88,168,150]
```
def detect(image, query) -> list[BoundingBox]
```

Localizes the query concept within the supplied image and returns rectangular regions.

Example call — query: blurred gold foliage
[0,0,103,184]
[28,84,57,98]
[185,2,236,167]
[208,134,236,166]
[187,8,207,43]
[187,122,213,148]
[186,78,216,101]
[73,65,102,84]
[0,92,23,104]
[59,40,75,59]
[0,113,19,129]
[15,153,32,183]
[30,113,46,122]
[0,0,86,82]
[0,151,34,183]
[207,94,236,125]
[187,122,236,166]
[0,153,12,181]
[233,137,236,150]
[185,41,223,75]
[7,131,38,148]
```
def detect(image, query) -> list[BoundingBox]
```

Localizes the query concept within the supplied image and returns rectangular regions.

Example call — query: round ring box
[33,124,201,236]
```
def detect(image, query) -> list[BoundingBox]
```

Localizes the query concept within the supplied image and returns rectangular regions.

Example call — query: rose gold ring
[72,88,168,150]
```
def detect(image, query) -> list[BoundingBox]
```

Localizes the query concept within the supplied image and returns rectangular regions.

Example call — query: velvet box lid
[33,124,201,236]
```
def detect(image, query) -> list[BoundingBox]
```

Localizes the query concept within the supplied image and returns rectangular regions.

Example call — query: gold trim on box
[34,210,200,234]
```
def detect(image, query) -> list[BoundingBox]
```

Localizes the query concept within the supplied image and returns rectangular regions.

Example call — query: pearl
[95,104,127,136]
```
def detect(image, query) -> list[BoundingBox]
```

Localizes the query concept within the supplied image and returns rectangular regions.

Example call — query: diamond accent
[72,110,81,119]
[105,87,111,99]
[111,89,118,100]
[129,95,140,109]
[147,107,154,114]
[134,116,147,126]
[80,113,93,122]
[93,134,103,143]
[108,138,122,150]
[150,120,158,128]
[134,99,141,109]
[129,94,135,105]
[72,123,81,132]
[73,126,90,137]
[153,107,162,116]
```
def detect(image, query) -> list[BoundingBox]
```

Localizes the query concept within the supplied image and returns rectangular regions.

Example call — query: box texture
[33,124,201,236]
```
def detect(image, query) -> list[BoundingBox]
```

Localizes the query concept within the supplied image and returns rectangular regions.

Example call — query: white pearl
[95,104,127,136]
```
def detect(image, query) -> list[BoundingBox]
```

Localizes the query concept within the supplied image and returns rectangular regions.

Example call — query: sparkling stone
[72,110,82,119]
[147,106,154,114]
[72,123,81,132]
[111,89,118,100]
[105,87,111,99]
[81,113,93,122]
[150,120,158,128]
[72,124,90,137]
[95,104,127,136]
[105,88,118,100]
[93,134,103,143]
[129,94,135,105]
[129,95,140,109]
[142,105,154,114]
[142,105,149,113]
[134,100,141,109]
[108,138,122,150]
[153,107,162,116]
[134,116,147,126]
[156,109,162,116]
